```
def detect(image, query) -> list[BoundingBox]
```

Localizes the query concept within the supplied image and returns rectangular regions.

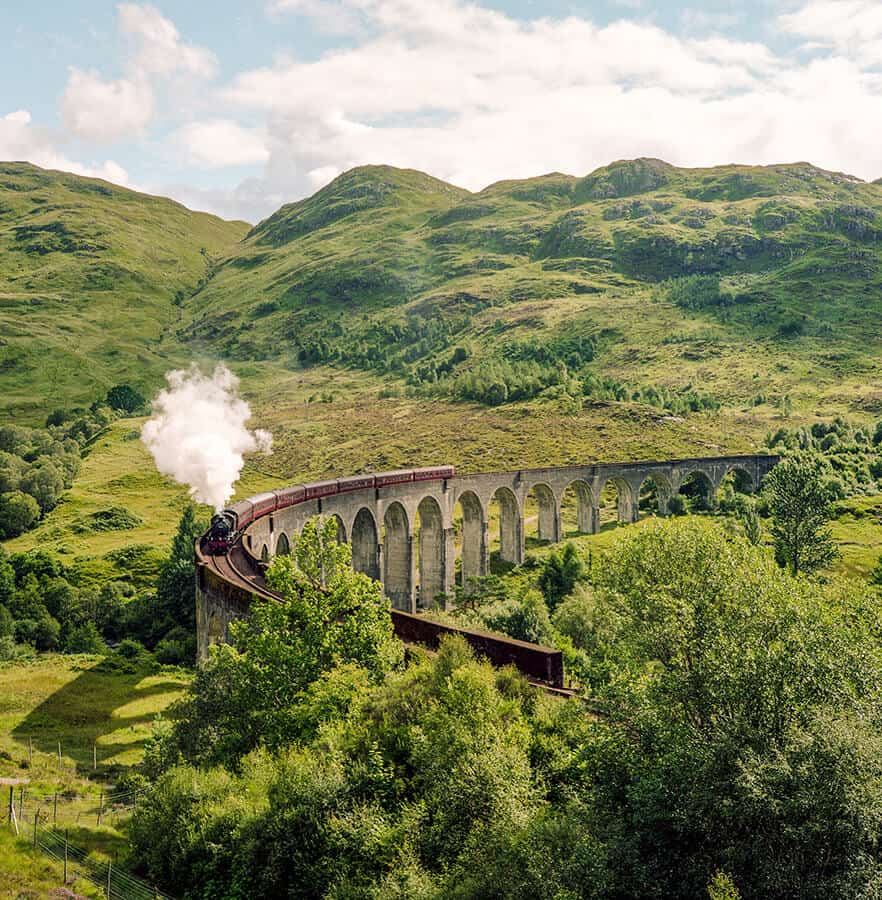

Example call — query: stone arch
[207,611,224,647]
[351,507,380,581]
[416,495,445,608]
[332,514,347,543]
[638,472,673,517]
[597,477,636,526]
[453,490,486,592]
[275,532,290,556]
[489,486,523,565]
[260,544,269,563]
[726,466,755,494]
[715,466,755,512]
[677,469,715,511]
[524,483,559,544]
[383,501,413,611]
[560,480,596,534]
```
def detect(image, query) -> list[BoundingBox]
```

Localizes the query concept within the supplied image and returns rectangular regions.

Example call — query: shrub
[64,621,106,654]
[537,543,584,611]
[667,494,687,515]
[0,635,19,661]
[106,384,146,413]
[155,638,189,666]
[118,638,146,659]
[667,275,726,310]
[482,589,553,645]
[0,491,40,538]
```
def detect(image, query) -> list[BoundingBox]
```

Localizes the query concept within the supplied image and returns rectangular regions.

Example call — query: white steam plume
[141,364,273,510]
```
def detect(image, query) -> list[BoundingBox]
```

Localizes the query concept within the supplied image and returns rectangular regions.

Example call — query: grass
[0,827,102,898]
[0,653,189,776]
[0,162,247,424]
[0,653,189,885]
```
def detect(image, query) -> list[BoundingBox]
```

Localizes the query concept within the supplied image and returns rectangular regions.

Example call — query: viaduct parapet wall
[196,454,778,677]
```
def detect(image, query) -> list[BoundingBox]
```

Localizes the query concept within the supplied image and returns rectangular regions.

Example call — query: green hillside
[185,158,882,418]
[0,163,248,422]
[7,158,882,429]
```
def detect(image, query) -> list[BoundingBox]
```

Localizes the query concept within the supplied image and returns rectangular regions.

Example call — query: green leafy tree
[482,588,554,645]
[149,504,207,651]
[172,517,403,765]
[0,491,40,538]
[64,621,106,654]
[106,384,146,413]
[736,497,763,546]
[20,460,65,513]
[587,519,882,897]
[764,454,838,575]
[0,547,14,607]
[537,542,584,610]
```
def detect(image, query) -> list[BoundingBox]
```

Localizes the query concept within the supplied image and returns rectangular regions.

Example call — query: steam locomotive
[202,466,455,555]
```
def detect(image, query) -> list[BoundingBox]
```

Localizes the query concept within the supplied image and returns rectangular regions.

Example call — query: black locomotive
[203,511,237,554]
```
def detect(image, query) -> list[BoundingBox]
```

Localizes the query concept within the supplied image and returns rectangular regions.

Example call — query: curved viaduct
[196,454,777,686]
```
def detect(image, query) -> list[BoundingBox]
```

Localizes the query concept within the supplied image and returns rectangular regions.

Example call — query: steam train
[202,466,455,555]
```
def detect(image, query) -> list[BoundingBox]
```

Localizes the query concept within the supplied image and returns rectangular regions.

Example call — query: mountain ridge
[5,157,882,425]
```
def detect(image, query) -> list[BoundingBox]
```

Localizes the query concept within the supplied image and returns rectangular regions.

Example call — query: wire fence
[9,784,147,830]
[12,798,174,899]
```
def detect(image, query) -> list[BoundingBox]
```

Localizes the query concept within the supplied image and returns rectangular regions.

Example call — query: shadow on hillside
[12,662,184,776]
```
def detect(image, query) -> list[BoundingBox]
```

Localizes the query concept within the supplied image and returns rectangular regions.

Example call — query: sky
[2,0,882,223]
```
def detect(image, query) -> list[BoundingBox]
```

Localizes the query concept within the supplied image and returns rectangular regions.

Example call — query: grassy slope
[0,162,248,423]
[0,653,188,891]
[188,159,882,420]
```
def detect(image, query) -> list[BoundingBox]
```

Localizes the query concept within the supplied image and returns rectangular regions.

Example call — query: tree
[537,542,584,610]
[0,547,14,607]
[171,517,403,765]
[736,497,763,546]
[64,621,105,654]
[0,491,40,538]
[106,384,146,413]
[483,588,553,644]
[20,459,65,513]
[150,504,207,652]
[586,518,882,897]
[764,454,838,575]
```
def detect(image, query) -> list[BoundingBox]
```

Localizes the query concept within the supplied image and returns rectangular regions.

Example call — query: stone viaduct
[233,454,777,615]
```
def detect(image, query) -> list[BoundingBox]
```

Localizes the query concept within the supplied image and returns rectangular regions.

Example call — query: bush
[0,635,19,661]
[0,491,40,538]
[537,543,584,611]
[117,638,146,659]
[667,494,687,515]
[106,384,146,413]
[64,621,106,654]
[482,589,554,645]
[15,614,60,651]
[155,638,189,666]
[667,275,726,310]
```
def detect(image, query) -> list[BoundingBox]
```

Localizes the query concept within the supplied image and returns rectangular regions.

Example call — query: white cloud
[59,3,216,144]
[118,3,218,77]
[176,119,269,167]
[0,109,129,184]
[61,69,153,141]
[10,0,882,224]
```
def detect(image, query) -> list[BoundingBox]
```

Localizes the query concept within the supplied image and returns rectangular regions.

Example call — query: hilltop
[0,162,248,421]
